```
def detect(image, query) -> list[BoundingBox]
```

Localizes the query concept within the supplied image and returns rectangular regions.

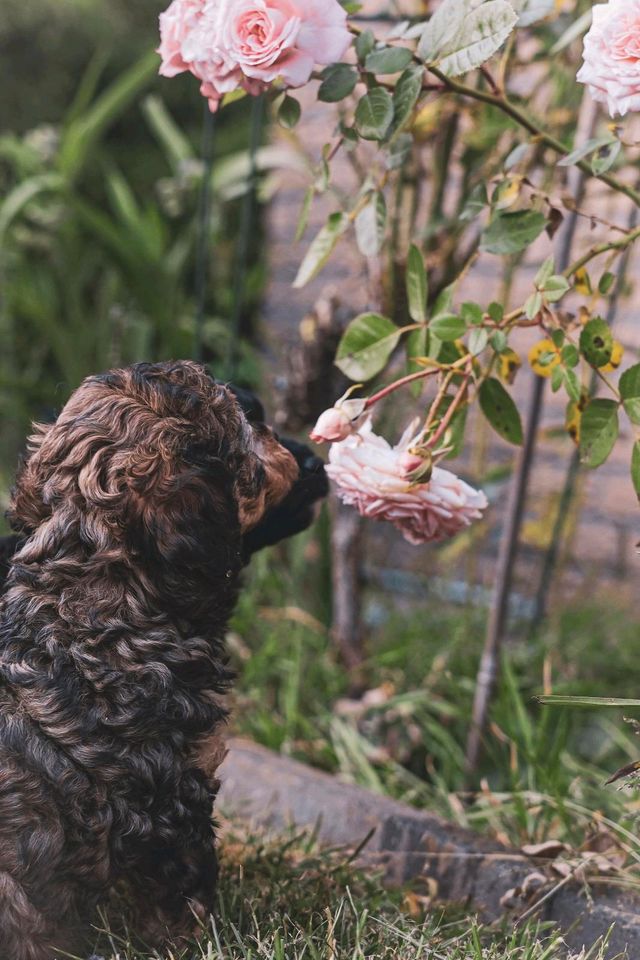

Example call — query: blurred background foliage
[0,0,266,507]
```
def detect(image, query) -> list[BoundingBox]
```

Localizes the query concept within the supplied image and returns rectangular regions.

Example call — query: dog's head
[10,361,299,582]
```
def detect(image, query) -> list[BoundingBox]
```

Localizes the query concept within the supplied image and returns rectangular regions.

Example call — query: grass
[229,523,640,866]
[83,828,622,959]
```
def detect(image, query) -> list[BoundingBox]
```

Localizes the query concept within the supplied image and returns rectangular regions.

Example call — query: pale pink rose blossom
[310,407,354,443]
[158,0,207,78]
[577,0,640,116]
[158,0,352,111]
[326,419,488,545]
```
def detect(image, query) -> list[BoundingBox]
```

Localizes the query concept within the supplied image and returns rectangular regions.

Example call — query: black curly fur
[0,361,320,959]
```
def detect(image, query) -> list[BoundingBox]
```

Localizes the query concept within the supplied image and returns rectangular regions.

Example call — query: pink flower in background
[158,0,352,111]
[577,0,640,116]
[326,419,488,545]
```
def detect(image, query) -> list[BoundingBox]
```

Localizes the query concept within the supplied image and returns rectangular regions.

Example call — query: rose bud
[310,407,354,444]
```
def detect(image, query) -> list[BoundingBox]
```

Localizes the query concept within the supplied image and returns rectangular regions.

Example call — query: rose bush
[158,0,640,548]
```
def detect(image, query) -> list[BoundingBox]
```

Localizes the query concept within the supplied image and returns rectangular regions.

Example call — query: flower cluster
[314,416,488,546]
[578,0,640,117]
[158,0,352,111]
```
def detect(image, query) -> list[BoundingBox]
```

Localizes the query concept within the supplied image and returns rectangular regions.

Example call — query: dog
[0,360,327,959]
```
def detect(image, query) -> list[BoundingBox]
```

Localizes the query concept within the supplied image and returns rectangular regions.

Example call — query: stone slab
[219,739,640,959]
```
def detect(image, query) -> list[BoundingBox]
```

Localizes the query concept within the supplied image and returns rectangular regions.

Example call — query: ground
[86,827,618,959]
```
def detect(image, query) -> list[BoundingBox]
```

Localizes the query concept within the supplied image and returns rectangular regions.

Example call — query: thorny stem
[365,354,470,409]
[428,67,640,208]
[426,363,473,449]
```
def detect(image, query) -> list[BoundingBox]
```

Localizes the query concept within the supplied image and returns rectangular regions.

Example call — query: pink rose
[577,0,640,116]
[158,0,206,78]
[310,407,354,443]
[326,419,487,545]
[158,0,352,111]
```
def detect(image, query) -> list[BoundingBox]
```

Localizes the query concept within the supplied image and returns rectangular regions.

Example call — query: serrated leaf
[620,363,640,424]
[543,275,570,302]
[392,64,425,131]
[406,244,428,323]
[479,377,523,444]
[335,313,401,381]
[418,0,468,61]
[431,0,518,77]
[469,327,489,355]
[591,139,621,176]
[278,94,301,128]
[295,186,314,243]
[510,0,554,26]
[599,271,616,295]
[318,64,358,103]
[534,256,555,287]
[355,29,376,63]
[355,191,387,257]
[431,313,466,341]
[564,368,581,403]
[579,316,613,368]
[355,87,394,141]
[480,209,547,255]
[365,46,413,74]
[579,398,619,468]
[293,212,349,288]
[386,132,413,169]
[558,135,616,168]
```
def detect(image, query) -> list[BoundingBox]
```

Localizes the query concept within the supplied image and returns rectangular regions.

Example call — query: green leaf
[558,135,617,168]
[480,210,547,256]
[318,64,358,103]
[423,0,518,76]
[355,29,376,63]
[469,327,489,355]
[632,442,640,499]
[579,316,613,368]
[620,362,640,424]
[355,191,387,257]
[479,378,523,445]
[406,244,428,323]
[336,313,401,381]
[591,139,621,176]
[564,368,581,403]
[386,133,413,169]
[293,212,349,288]
[294,186,314,243]
[561,344,579,368]
[365,46,413,74]
[355,87,394,141]
[431,313,465,341]
[579,398,619,468]
[534,256,555,287]
[461,302,483,325]
[278,94,301,128]
[599,271,616,296]
[543,275,570,302]
[392,64,425,131]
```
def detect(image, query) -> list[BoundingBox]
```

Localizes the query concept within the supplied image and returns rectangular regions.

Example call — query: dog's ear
[128,447,243,580]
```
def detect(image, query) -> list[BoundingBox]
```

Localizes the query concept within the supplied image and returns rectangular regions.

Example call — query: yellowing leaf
[499,348,522,384]
[528,339,561,378]
[574,267,592,296]
[601,340,624,373]
[566,399,582,444]
[412,101,442,141]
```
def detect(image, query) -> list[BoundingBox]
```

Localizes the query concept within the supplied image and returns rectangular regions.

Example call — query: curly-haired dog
[0,360,326,959]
